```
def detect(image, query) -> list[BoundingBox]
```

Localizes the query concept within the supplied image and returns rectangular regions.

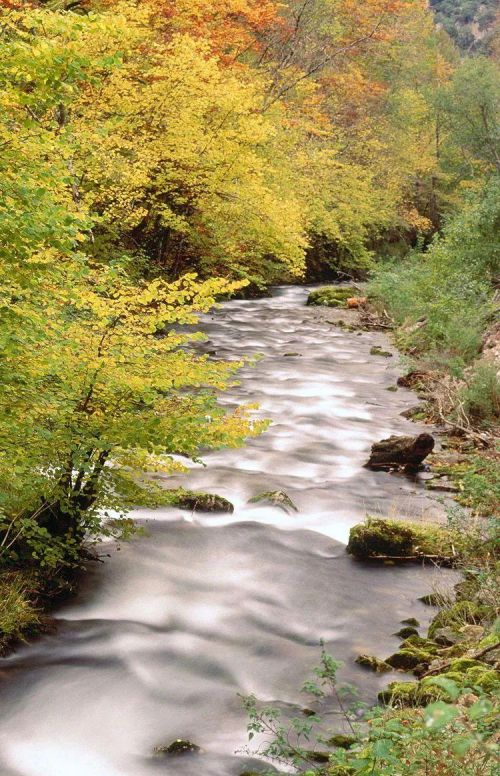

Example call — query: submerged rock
[154,739,201,756]
[365,433,435,471]
[355,654,392,673]
[249,490,298,513]
[370,346,393,357]
[419,593,443,606]
[306,286,357,308]
[169,489,234,513]
[393,626,419,640]
[401,618,420,627]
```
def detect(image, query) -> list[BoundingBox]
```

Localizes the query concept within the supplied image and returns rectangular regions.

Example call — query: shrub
[459,365,500,428]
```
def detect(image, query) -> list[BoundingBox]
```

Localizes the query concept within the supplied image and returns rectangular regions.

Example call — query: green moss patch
[378,680,445,707]
[428,601,490,639]
[347,518,461,562]
[355,654,392,672]
[166,488,234,513]
[307,287,357,308]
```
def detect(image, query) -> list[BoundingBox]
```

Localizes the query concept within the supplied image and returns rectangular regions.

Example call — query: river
[0,286,452,776]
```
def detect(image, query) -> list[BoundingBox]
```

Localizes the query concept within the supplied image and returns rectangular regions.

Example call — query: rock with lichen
[168,489,234,513]
[249,490,298,513]
[306,286,358,308]
[154,739,201,756]
[355,654,393,673]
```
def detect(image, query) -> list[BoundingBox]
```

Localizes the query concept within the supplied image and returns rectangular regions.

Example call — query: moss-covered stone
[167,489,234,513]
[347,519,414,558]
[378,680,445,707]
[394,626,419,639]
[355,654,392,672]
[386,648,433,672]
[325,734,358,750]
[307,287,357,308]
[428,600,488,638]
[249,490,298,513]
[449,658,484,673]
[347,518,458,561]
[401,618,420,628]
[419,593,443,606]
[305,750,331,763]
[465,667,500,693]
[370,346,393,358]
[433,627,463,646]
[399,635,439,655]
[154,739,201,756]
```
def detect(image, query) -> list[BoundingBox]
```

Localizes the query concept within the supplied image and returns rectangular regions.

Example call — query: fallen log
[365,433,435,471]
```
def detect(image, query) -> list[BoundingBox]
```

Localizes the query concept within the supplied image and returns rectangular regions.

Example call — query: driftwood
[365,433,435,471]
[359,553,456,567]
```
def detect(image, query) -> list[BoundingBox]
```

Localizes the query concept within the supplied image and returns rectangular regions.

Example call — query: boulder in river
[249,490,298,513]
[346,518,457,565]
[306,286,357,308]
[169,489,234,513]
[370,345,393,357]
[154,739,201,756]
[355,654,392,673]
[365,433,435,471]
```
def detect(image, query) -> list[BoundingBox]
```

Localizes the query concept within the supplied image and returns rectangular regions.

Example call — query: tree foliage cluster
[430,0,499,54]
[0,1,498,613]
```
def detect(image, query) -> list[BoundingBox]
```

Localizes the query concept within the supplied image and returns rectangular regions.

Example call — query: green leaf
[424,701,459,730]
[468,698,493,720]
[452,735,475,756]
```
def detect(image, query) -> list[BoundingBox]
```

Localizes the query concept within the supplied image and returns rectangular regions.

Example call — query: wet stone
[154,739,201,756]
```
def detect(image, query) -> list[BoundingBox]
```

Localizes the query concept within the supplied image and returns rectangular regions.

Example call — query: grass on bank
[0,573,41,656]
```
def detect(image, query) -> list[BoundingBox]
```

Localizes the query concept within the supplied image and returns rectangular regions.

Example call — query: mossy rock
[249,490,298,513]
[419,593,442,606]
[347,518,457,561]
[370,346,393,358]
[305,750,331,763]
[433,627,461,647]
[154,739,201,756]
[449,658,484,673]
[465,667,500,693]
[428,601,489,639]
[347,519,414,559]
[325,734,358,750]
[400,635,439,655]
[355,654,392,673]
[378,680,445,707]
[386,648,433,672]
[401,618,420,627]
[167,489,234,513]
[307,287,357,308]
[394,626,419,639]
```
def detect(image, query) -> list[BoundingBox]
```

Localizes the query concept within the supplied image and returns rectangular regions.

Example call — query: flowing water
[0,286,453,776]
